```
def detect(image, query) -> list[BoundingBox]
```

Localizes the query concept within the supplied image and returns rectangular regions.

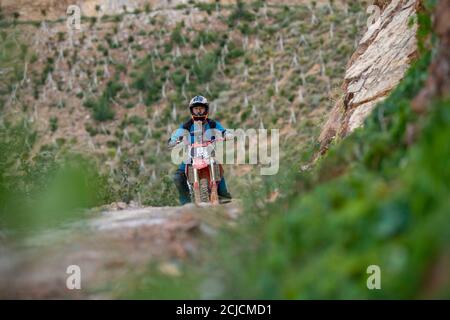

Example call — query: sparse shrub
[84,96,115,122]
[127,115,146,126]
[56,32,65,42]
[171,22,185,45]
[85,123,98,136]
[193,52,218,83]
[226,42,245,60]
[164,41,173,53]
[50,116,58,132]
[133,62,163,106]
[228,0,255,25]
[171,69,185,88]
[84,81,122,122]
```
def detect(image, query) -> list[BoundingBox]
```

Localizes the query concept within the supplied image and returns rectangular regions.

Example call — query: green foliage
[247,52,447,298]
[164,41,173,53]
[250,0,265,12]
[132,57,163,105]
[225,41,245,61]
[192,30,217,48]
[106,34,120,49]
[141,174,179,207]
[171,69,185,88]
[0,119,114,235]
[0,30,29,96]
[85,123,98,136]
[237,22,253,35]
[228,0,256,25]
[126,115,146,127]
[56,31,65,42]
[194,2,216,13]
[84,80,121,122]
[49,116,58,132]
[193,52,218,83]
[170,22,185,45]
[416,2,436,54]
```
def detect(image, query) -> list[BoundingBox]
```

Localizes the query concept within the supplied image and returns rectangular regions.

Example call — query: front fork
[193,167,201,204]
[209,159,219,205]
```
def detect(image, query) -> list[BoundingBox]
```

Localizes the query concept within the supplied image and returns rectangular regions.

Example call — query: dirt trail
[0,202,241,299]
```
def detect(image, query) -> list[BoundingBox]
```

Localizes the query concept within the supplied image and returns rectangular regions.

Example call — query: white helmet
[188,95,209,121]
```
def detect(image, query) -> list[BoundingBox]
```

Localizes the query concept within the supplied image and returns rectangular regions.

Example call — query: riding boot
[217,178,232,203]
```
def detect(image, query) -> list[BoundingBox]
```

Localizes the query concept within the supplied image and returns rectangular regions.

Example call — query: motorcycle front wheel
[199,178,210,203]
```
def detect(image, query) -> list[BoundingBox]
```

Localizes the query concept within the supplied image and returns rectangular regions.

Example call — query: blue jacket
[169,118,227,171]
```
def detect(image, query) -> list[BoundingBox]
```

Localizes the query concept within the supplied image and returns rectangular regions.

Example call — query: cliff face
[319,0,419,151]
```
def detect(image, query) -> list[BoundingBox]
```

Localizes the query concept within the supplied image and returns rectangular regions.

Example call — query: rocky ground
[0,201,241,299]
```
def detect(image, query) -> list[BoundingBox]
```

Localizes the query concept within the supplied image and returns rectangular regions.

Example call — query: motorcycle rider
[168,95,232,205]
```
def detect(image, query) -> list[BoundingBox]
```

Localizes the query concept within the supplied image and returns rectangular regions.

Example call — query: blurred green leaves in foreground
[0,119,114,235]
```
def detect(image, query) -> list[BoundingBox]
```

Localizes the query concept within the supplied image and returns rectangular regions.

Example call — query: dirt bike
[185,137,225,205]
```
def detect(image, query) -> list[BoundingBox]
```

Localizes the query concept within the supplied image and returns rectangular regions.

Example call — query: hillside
[1,0,449,299]
[1,0,372,206]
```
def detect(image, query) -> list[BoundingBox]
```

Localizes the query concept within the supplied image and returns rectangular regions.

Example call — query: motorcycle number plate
[194,147,209,158]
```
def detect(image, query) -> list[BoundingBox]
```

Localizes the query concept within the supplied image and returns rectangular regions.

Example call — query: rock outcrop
[318,0,419,152]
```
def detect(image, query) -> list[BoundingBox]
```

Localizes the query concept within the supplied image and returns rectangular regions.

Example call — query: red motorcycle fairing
[192,158,209,170]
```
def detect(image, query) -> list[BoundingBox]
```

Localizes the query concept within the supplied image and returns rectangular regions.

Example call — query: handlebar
[190,137,227,148]
[169,136,228,149]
